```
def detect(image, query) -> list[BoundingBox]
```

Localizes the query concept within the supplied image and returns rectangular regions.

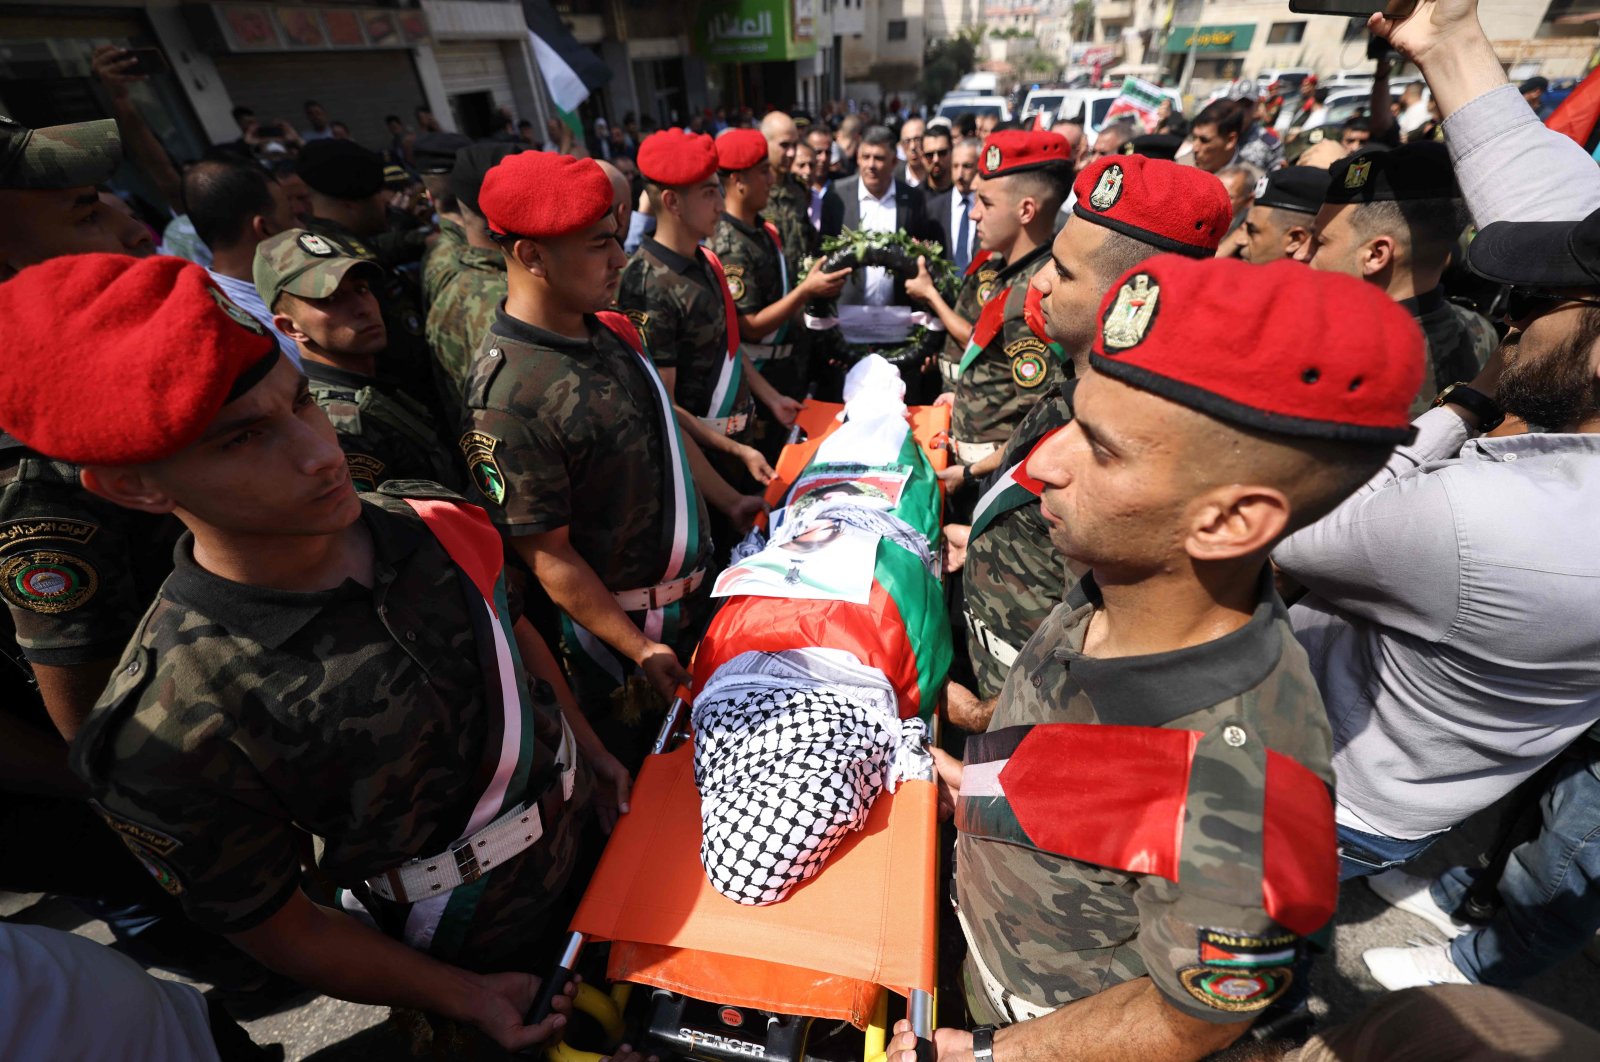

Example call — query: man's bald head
[595,158,633,235]
[762,111,800,175]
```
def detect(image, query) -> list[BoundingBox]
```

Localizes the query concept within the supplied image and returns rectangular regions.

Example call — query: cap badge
[1101,273,1159,352]
[984,144,1001,172]
[1307,128,1325,144]
[207,286,267,336]
[1344,158,1372,189]
[1254,175,1269,198]
[297,232,335,257]
[1088,164,1125,211]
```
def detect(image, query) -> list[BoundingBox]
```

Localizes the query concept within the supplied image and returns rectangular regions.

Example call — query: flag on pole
[1546,65,1600,162]
[522,0,613,139]
[1104,77,1168,133]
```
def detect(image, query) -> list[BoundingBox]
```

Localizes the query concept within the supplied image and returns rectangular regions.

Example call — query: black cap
[1119,133,1181,162]
[1324,141,1458,205]
[298,139,385,200]
[451,142,526,217]
[1254,166,1331,215]
[1520,77,1549,95]
[412,131,472,175]
[1468,205,1600,288]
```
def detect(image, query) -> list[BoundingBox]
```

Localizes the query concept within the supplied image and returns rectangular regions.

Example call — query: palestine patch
[459,430,506,505]
[1197,928,1299,968]
[1007,337,1049,389]
[0,549,98,614]
[345,453,386,493]
[0,518,98,551]
[623,308,650,344]
[93,802,182,856]
[1178,965,1292,1013]
[977,268,1000,305]
[723,266,746,301]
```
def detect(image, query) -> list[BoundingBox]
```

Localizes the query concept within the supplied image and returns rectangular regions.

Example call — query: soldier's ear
[1185,484,1290,563]
[1360,233,1395,277]
[80,465,179,516]
[272,313,310,343]
[512,238,546,276]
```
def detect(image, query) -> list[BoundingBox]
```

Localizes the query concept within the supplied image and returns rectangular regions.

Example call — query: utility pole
[1178,0,1201,99]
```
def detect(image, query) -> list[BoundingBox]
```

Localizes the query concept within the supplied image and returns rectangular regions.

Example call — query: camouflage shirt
[939,253,1004,393]
[70,485,591,971]
[1410,289,1497,417]
[766,172,818,273]
[424,239,507,421]
[962,391,1076,698]
[616,237,750,425]
[421,218,466,310]
[951,244,1064,446]
[304,360,462,493]
[0,437,181,666]
[711,211,804,395]
[956,571,1334,1025]
[458,309,713,596]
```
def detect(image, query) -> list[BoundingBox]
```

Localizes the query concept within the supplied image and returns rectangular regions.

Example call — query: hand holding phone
[1287,0,1416,18]
[120,47,169,78]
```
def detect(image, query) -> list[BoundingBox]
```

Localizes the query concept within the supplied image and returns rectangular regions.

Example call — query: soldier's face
[970,176,1019,254]
[672,177,724,240]
[1298,203,1369,279]
[737,164,773,212]
[277,272,387,357]
[278,174,314,219]
[1242,206,1309,265]
[535,213,628,310]
[767,121,798,173]
[124,357,360,536]
[1033,218,1133,365]
[0,186,154,279]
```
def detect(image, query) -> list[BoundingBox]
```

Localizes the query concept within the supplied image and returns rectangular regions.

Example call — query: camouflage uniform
[70,484,593,973]
[955,571,1334,1026]
[712,211,805,399]
[0,436,181,668]
[1409,289,1497,417]
[304,360,462,493]
[421,217,466,310]
[962,390,1075,698]
[458,310,713,762]
[938,252,1004,394]
[425,239,507,421]
[617,237,753,438]
[766,171,818,274]
[950,244,1064,458]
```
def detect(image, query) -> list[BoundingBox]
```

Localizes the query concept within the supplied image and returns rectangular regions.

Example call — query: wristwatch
[1433,381,1504,432]
[970,1024,998,1062]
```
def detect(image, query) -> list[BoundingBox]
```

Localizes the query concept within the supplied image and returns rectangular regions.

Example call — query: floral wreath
[804,229,959,365]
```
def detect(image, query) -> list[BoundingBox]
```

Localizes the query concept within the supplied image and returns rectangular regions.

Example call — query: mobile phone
[1287,0,1416,17]
[1366,34,1400,62]
[121,47,168,77]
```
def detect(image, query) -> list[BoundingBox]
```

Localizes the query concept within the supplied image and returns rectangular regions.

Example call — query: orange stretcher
[540,400,950,1062]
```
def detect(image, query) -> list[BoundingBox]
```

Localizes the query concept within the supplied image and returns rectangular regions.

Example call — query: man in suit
[894,116,928,189]
[924,136,982,273]
[920,125,955,197]
[820,126,941,306]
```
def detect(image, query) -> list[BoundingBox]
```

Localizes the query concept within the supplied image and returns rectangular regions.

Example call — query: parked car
[935,94,1014,125]
[1057,82,1183,138]
[1021,86,1072,128]
[1257,67,1315,94]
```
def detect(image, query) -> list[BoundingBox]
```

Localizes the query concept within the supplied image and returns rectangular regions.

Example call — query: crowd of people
[1,1,1599,1060]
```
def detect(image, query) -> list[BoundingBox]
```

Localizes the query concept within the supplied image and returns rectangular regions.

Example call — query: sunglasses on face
[1502,285,1600,323]
[924,148,950,160]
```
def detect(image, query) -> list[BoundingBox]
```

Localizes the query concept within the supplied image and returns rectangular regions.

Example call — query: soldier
[0,253,630,1055]
[711,128,850,412]
[295,137,441,423]
[460,150,761,766]
[411,130,473,308]
[617,129,784,489]
[1298,142,1497,415]
[907,248,1002,395]
[760,110,818,272]
[953,157,1233,706]
[942,131,1075,493]
[255,228,461,491]
[1229,166,1328,264]
[427,142,521,417]
[891,256,1425,1062]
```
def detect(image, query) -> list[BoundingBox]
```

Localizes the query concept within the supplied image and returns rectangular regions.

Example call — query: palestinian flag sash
[391,498,549,956]
[956,722,1338,937]
[965,249,994,278]
[968,426,1063,540]
[955,285,1012,379]
[1022,286,1067,365]
[595,311,702,648]
[761,220,791,345]
[699,247,746,421]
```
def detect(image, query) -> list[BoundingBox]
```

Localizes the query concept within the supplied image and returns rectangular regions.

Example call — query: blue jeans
[1429,748,1600,987]
[1336,822,1446,881]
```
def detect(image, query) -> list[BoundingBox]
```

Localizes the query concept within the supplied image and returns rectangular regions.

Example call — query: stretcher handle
[528,932,585,1027]
[915,1038,936,1062]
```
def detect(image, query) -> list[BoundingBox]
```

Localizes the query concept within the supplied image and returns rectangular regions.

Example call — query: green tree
[1071,0,1094,41]
[921,26,983,104]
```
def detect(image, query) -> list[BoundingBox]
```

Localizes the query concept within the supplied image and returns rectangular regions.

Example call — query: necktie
[956,194,971,273]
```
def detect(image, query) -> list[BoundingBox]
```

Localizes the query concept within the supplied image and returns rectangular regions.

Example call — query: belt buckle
[646,584,661,609]
[453,839,484,886]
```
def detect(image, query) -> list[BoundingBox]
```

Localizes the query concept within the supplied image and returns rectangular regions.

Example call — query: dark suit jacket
[821,176,943,306]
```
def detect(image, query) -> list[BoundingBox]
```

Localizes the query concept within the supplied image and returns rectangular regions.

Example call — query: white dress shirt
[858,179,897,306]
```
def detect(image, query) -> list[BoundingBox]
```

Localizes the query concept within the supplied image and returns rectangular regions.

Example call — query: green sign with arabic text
[695,0,817,62]
[1164,24,1256,54]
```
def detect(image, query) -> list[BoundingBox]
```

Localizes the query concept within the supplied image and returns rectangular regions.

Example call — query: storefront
[1162,23,1256,84]
[695,0,819,112]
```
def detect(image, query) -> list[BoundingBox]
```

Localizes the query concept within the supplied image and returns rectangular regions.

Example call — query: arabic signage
[695,0,817,62]
[1163,24,1255,54]
[209,4,428,52]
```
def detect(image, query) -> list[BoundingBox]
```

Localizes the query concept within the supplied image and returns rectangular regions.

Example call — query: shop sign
[1163,24,1255,54]
[695,0,817,62]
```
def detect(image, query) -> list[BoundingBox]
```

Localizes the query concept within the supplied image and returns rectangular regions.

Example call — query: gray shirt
[1275,408,1600,839]
[1445,83,1600,227]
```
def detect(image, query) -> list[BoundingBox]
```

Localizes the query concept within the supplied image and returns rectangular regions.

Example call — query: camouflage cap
[253,228,378,311]
[0,114,122,190]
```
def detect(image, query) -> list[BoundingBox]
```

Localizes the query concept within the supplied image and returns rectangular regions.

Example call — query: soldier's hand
[929,746,965,819]
[937,464,967,489]
[904,256,937,304]
[943,524,970,573]
[636,643,692,702]
[802,259,852,299]
[590,750,635,833]
[944,681,992,733]
[888,1019,970,1062]
[725,493,769,532]
[737,444,776,485]
[469,970,574,1052]
[91,45,141,101]
[765,393,804,428]
[933,391,955,408]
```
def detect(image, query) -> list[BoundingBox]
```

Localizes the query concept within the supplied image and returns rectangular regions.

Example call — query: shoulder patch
[375,480,465,502]
[1197,928,1299,968]
[723,265,746,301]
[0,548,99,614]
[623,308,651,344]
[91,803,185,897]
[0,518,98,552]
[1007,337,1050,389]
[976,268,1000,305]
[1178,964,1292,1013]
[345,453,386,493]
[459,431,505,505]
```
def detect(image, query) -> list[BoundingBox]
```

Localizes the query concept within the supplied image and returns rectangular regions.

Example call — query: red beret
[637,128,718,187]
[978,130,1071,179]
[1072,155,1233,257]
[479,151,613,239]
[716,128,769,173]
[0,254,278,465]
[1089,256,1424,442]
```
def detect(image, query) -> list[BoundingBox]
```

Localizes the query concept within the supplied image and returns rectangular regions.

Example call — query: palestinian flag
[1104,77,1167,133]
[968,426,1061,540]
[522,0,612,140]
[1547,65,1600,161]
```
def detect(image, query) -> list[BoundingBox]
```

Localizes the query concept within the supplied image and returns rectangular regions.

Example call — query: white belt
[612,567,706,611]
[367,715,577,905]
[966,612,1020,669]
[956,903,1056,1023]
[939,359,960,387]
[701,411,750,437]
[953,439,1001,464]
[743,341,795,362]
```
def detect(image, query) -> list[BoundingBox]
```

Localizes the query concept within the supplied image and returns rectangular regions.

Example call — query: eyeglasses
[1501,285,1600,323]
[923,147,949,160]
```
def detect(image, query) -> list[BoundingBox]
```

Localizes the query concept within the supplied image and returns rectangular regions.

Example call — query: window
[887,18,907,40]
[1267,21,1306,45]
